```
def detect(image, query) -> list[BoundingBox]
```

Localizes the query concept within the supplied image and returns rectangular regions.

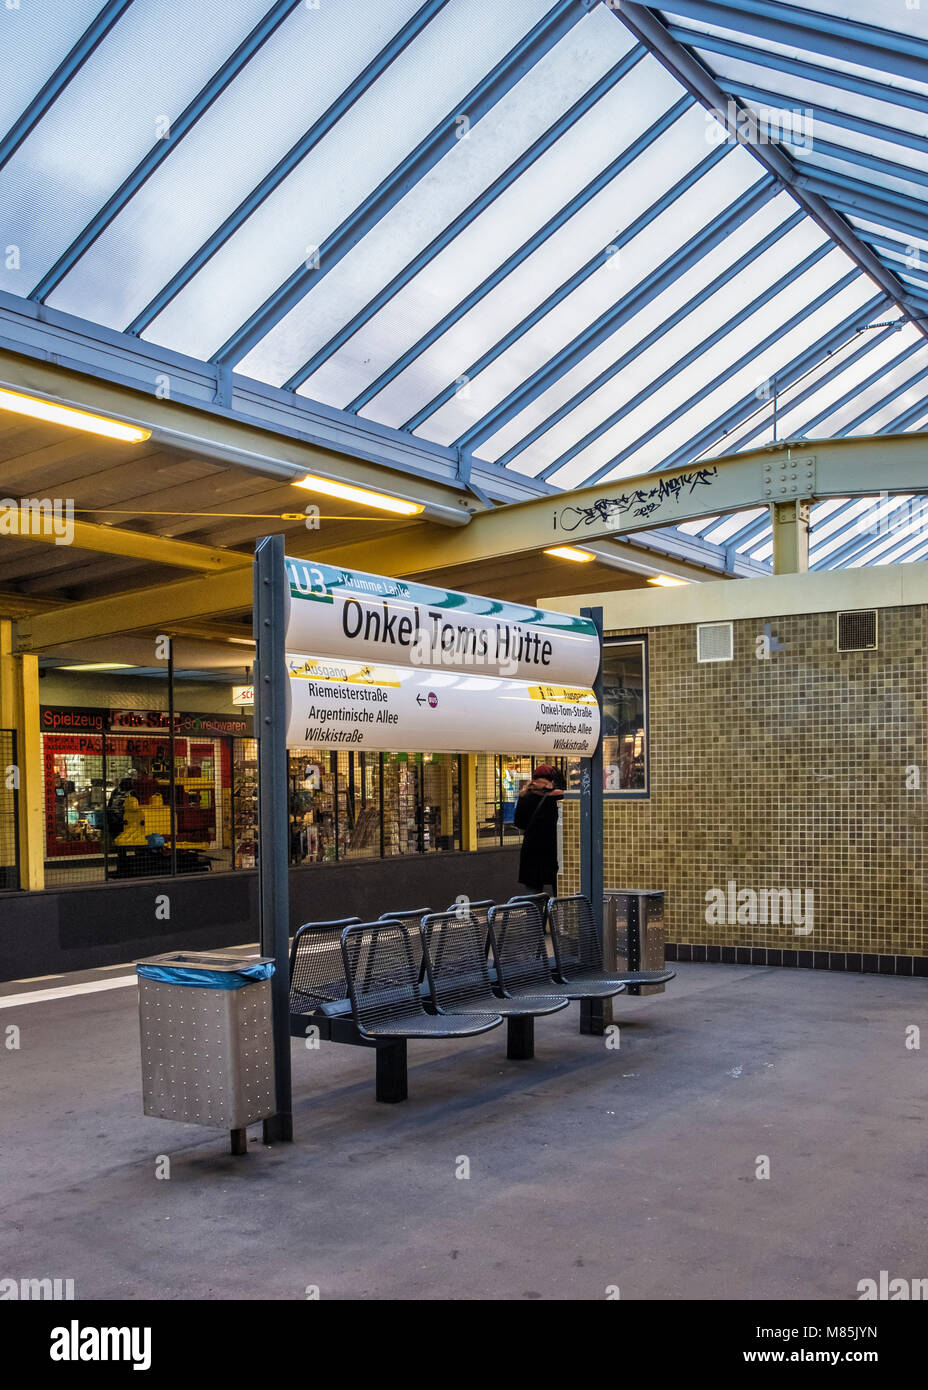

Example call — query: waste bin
[137,950,276,1154]
[604,889,667,995]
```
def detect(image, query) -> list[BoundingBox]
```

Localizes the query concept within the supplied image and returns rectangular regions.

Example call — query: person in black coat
[513,764,565,893]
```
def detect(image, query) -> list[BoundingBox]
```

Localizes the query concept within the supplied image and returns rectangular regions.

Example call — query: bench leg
[375,1039,408,1102]
[579,998,613,1036]
[507,1015,534,1060]
[230,1127,247,1155]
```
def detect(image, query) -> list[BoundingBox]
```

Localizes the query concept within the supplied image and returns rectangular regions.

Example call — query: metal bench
[548,894,676,992]
[341,920,503,1100]
[424,908,567,1060]
[486,902,570,1059]
[507,892,550,932]
[288,915,502,1102]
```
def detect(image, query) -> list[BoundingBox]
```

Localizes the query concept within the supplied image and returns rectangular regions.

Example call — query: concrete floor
[1,959,926,1300]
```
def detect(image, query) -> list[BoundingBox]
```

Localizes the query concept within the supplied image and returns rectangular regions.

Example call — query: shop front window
[602,639,648,795]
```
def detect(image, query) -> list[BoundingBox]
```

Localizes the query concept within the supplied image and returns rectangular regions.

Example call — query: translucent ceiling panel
[691,46,928,141]
[702,508,766,545]
[340,63,699,430]
[408,114,759,447]
[792,115,928,182]
[0,0,103,134]
[548,274,874,489]
[711,326,926,449]
[670,15,928,101]
[792,147,928,205]
[144,0,552,361]
[535,239,847,486]
[240,5,638,391]
[781,1,928,41]
[816,349,928,435]
[0,0,268,298]
[480,193,799,467]
[848,214,928,254]
[478,215,828,475]
[47,0,426,329]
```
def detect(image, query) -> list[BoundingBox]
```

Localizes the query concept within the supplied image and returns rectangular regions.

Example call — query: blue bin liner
[136,961,274,990]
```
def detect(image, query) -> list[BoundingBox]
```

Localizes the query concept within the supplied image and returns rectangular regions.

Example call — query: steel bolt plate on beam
[762,454,816,500]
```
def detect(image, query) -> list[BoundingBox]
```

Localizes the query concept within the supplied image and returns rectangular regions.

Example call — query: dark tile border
[667,945,928,977]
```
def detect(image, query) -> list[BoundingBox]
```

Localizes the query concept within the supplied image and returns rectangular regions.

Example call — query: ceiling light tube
[0,387,151,443]
[543,545,596,562]
[294,474,425,516]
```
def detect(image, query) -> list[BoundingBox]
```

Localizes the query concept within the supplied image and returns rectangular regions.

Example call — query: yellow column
[770,499,810,574]
[460,754,478,851]
[0,620,44,889]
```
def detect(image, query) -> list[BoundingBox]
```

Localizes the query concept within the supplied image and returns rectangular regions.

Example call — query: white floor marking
[0,976,137,1009]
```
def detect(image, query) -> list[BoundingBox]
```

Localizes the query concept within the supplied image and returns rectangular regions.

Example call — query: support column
[579,607,605,1035]
[0,620,44,890]
[770,499,810,574]
[460,753,478,852]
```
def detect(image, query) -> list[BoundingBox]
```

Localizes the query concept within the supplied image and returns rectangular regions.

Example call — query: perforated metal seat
[288,917,362,1014]
[486,902,569,1012]
[424,909,560,1018]
[548,895,675,994]
[341,920,502,1040]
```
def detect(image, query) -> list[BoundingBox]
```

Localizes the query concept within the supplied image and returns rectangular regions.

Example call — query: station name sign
[284,556,599,687]
[284,655,599,755]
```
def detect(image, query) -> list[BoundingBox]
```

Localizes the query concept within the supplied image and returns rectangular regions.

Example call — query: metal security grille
[837,610,878,652]
[0,730,19,892]
[697,622,734,663]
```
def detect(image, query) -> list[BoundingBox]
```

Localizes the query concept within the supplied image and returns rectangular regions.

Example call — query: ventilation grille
[837,609,878,652]
[696,621,733,663]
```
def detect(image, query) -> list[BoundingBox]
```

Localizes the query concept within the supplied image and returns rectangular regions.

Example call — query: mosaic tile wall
[560,605,928,964]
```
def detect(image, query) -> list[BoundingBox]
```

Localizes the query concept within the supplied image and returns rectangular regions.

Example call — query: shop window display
[602,640,648,795]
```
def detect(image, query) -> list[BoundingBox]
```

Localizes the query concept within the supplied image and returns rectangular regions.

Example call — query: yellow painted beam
[771,500,810,574]
[0,619,44,889]
[47,517,249,571]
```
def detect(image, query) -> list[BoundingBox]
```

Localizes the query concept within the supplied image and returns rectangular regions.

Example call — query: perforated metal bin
[137,951,276,1151]
[604,890,667,995]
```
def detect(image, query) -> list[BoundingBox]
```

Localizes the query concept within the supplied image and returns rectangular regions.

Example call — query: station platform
[1,958,924,1301]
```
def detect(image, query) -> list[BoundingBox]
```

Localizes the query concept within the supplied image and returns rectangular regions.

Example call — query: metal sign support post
[254,534,293,1142]
[579,606,605,1035]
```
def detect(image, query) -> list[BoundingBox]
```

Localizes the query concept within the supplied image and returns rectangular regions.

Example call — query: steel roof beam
[0,0,135,175]
[654,0,928,87]
[794,168,928,244]
[538,233,831,482]
[504,181,788,471]
[611,3,928,341]
[127,0,451,336]
[283,43,647,392]
[211,0,591,368]
[30,0,303,304]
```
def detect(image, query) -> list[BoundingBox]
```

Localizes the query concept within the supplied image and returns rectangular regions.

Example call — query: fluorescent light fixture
[294,474,424,516]
[58,663,135,671]
[0,388,151,443]
[543,545,596,562]
[647,575,691,587]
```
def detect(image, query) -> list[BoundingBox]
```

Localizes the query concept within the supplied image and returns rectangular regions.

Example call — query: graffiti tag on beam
[554,466,720,532]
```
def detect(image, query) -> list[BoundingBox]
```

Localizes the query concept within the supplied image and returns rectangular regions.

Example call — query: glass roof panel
[408,116,759,447]
[686,44,928,140]
[476,193,800,467]
[143,0,553,360]
[240,5,641,392]
[782,1,928,42]
[666,13,928,101]
[548,273,874,489]
[46,0,428,330]
[482,216,830,476]
[0,0,104,134]
[0,0,270,299]
[792,148,928,205]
